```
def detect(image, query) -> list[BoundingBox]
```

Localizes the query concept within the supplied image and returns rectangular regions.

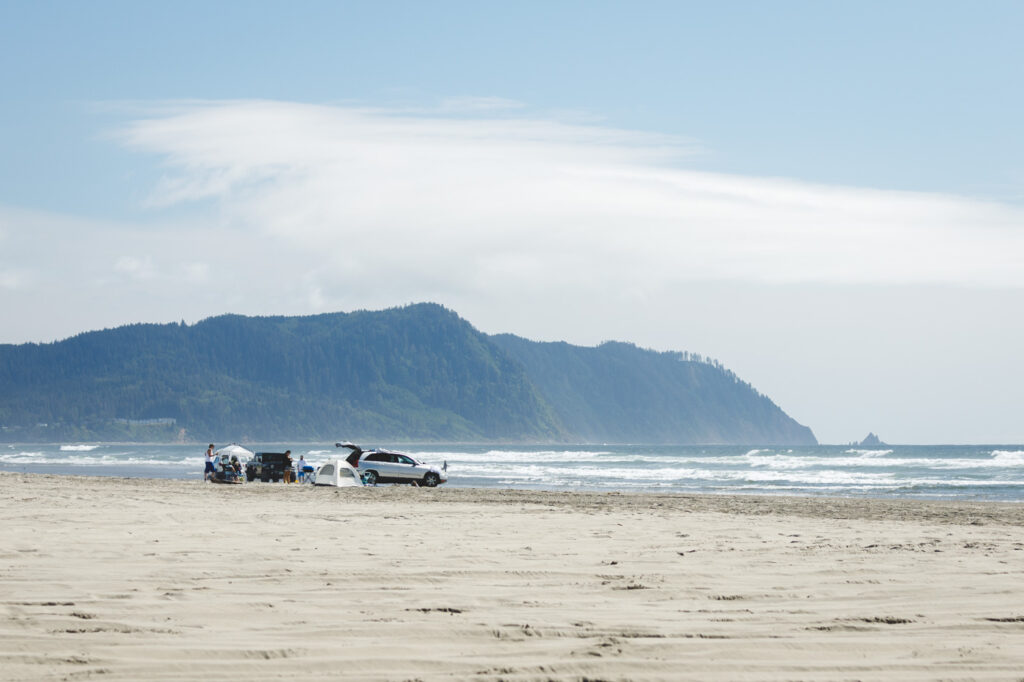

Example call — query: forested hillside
[491,335,816,445]
[0,304,815,444]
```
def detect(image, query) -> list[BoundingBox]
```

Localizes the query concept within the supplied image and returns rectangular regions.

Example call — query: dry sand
[2,472,1024,681]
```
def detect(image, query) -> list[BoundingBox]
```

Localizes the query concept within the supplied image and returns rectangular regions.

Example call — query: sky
[1,1,1022,444]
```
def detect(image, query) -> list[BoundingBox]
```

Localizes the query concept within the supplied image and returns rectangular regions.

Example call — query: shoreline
[5,442,1024,503]
[4,470,1024,522]
[4,472,1024,680]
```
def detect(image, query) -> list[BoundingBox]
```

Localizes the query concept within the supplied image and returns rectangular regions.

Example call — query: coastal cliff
[0,303,816,444]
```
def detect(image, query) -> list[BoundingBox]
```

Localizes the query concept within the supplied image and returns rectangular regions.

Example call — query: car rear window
[255,452,289,463]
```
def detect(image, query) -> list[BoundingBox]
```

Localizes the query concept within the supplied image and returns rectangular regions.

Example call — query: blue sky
[1,1,1022,443]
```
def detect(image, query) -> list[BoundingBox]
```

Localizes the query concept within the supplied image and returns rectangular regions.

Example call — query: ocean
[2,442,1023,501]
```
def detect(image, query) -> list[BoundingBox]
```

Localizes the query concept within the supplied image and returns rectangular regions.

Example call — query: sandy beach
[2,473,1023,681]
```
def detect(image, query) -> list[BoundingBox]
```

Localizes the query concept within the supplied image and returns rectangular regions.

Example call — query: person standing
[296,454,307,482]
[204,444,216,482]
[283,450,293,483]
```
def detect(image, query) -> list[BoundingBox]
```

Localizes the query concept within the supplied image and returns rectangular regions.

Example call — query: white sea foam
[413,449,613,464]
[845,449,893,457]
[451,461,898,487]
[742,451,1024,471]
[715,468,897,486]
[0,451,47,462]
[992,450,1024,465]
[60,444,100,452]
[0,451,199,467]
[428,450,764,469]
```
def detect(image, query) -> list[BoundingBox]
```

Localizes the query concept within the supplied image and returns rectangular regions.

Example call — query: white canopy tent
[211,443,252,483]
[215,444,254,460]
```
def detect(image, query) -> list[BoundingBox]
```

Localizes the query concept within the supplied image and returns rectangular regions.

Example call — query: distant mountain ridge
[491,335,815,445]
[0,303,816,444]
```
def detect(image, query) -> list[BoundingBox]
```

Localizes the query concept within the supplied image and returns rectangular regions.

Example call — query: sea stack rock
[858,432,887,447]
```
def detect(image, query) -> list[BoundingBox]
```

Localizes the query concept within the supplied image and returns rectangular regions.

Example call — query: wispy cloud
[111,99,1022,301]
[114,255,157,280]
[0,270,29,291]
[6,99,1021,342]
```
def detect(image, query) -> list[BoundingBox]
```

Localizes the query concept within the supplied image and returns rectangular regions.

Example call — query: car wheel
[363,470,378,485]
[423,472,440,487]
[246,472,254,482]
[260,472,269,482]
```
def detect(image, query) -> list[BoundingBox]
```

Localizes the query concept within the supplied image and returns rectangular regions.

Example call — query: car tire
[260,472,269,483]
[363,470,378,485]
[246,472,254,482]
[423,472,440,487]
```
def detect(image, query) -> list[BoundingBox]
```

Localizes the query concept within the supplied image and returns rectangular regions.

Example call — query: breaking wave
[992,450,1024,465]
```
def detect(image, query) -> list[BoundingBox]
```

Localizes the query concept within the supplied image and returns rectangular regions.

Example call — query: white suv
[335,442,447,487]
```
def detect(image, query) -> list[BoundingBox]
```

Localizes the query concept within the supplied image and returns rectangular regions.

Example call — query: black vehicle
[245,452,293,482]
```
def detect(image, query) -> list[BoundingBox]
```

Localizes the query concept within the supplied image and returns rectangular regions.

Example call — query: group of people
[203,444,244,482]
[284,451,314,482]
[203,445,311,482]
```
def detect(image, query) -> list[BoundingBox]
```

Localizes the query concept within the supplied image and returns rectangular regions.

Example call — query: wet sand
[2,472,1023,680]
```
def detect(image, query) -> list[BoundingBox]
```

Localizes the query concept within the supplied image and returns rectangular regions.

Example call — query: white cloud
[113,100,1024,300]
[182,262,209,283]
[114,255,157,280]
[0,270,28,290]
